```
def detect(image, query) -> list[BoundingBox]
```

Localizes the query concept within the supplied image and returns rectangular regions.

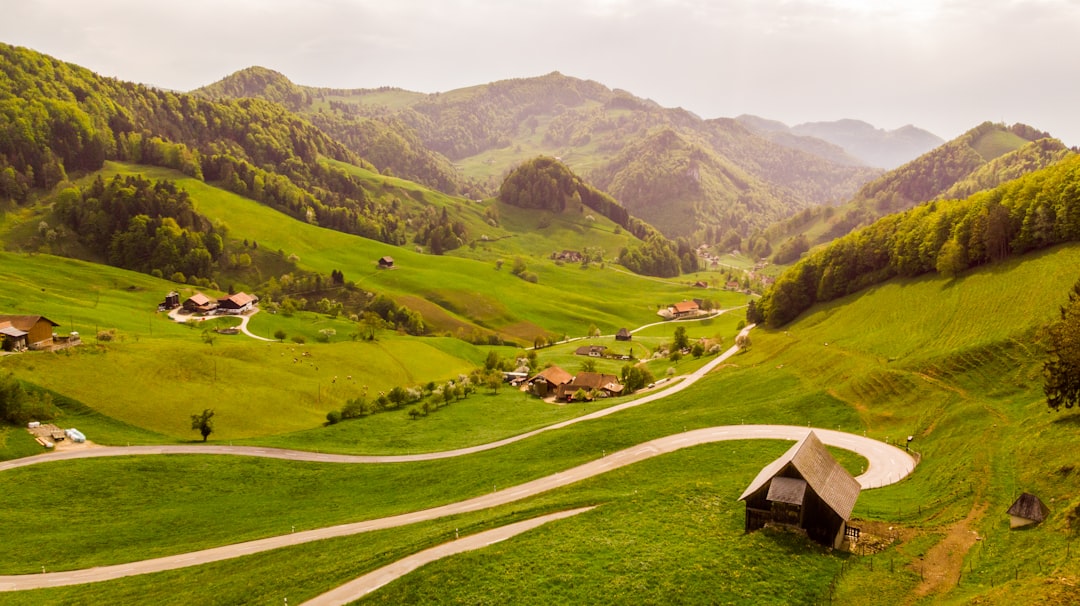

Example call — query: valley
[0,39,1078,606]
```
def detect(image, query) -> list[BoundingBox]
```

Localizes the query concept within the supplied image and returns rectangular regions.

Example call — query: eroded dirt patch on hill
[907,500,988,603]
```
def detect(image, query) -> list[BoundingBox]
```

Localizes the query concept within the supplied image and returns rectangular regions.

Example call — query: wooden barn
[1007,492,1049,529]
[615,328,632,341]
[378,256,395,269]
[0,315,59,351]
[739,431,861,549]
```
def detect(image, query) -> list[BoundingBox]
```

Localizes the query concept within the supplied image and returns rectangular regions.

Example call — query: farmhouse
[527,366,574,397]
[183,293,216,313]
[378,256,395,269]
[1006,492,1049,529]
[739,431,861,549]
[670,300,700,318]
[574,344,608,357]
[217,292,258,314]
[0,315,59,351]
[557,372,624,401]
[615,328,632,341]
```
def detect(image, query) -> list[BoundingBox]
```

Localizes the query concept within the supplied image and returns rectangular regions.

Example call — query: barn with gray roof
[739,431,861,548]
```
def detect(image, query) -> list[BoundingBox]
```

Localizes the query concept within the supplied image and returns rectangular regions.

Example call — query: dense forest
[758,155,1080,326]
[0,42,475,252]
[498,156,697,277]
[53,175,225,282]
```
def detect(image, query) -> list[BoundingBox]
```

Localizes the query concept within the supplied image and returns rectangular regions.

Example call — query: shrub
[325,410,342,425]
[291,335,306,344]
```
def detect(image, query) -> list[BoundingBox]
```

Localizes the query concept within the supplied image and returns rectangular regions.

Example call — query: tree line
[759,154,1080,326]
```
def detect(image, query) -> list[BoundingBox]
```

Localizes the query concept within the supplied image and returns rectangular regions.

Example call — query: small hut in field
[1006,492,1049,529]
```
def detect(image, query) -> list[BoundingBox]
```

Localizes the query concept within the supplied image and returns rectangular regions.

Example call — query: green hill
[196,68,879,242]
[765,122,1073,252]
[758,154,1080,327]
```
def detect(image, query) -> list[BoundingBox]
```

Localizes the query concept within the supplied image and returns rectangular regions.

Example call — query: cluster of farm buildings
[161,291,258,315]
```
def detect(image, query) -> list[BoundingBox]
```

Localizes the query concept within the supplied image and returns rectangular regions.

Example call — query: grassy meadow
[91,162,726,340]
[2,173,1079,603]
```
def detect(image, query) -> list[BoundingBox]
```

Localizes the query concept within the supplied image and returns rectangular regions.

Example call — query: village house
[739,431,861,549]
[574,344,608,357]
[183,293,216,313]
[615,328,632,342]
[217,292,258,314]
[557,372,624,402]
[670,300,700,318]
[526,366,574,397]
[551,250,583,263]
[378,256,395,269]
[0,315,59,351]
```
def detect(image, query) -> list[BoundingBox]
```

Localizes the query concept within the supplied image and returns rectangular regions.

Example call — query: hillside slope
[196,68,879,241]
[765,122,1073,249]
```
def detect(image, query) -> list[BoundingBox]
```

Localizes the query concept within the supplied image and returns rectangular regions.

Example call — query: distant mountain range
[736,116,945,169]
[194,68,883,240]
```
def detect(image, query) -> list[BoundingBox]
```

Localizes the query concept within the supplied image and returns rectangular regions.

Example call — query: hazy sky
[2,0,1078,145]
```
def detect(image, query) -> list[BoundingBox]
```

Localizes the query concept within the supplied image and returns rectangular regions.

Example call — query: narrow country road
[0,325,756,474]
[0,424,914,591]
[166,306,273,342]
[299,507,596,606]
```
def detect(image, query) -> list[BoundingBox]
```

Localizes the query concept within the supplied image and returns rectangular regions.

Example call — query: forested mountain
[194,68,474,196]
[738,116,944,169]
[756,154,1080,327]
[198,68,880,241]
[765,122,1073,251]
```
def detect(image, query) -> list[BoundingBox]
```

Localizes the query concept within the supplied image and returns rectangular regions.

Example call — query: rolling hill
[765,122,1074,251]
[194,69,881,241]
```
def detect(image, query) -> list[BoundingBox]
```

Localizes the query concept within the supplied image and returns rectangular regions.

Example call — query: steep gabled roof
[616,327,631,338]
[531,365,573,387]
[185,293,212,306]
[1007,492,1049,522]
[0,315,58,330]
[739,431,861,521]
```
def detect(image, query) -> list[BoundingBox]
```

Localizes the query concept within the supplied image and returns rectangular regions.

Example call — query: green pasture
[2,442,864,606]
[2,225,1079,601]
[97,163,716,340]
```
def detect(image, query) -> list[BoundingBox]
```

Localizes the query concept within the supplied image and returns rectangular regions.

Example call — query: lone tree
[673,326,689,351]
[1044,279,1080,411]
[190,408,215,442]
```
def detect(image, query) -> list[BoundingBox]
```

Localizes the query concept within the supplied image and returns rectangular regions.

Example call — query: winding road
[0,322,918,598]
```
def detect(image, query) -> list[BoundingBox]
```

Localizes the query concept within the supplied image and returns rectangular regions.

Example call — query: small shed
[615,328,632,342]
[1007,492,1049,529]
[739,431,861,549]
[378,256,395,269]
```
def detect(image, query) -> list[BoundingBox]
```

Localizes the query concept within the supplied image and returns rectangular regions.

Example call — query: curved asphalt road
[0,424,914,591]
[0,325,755,474]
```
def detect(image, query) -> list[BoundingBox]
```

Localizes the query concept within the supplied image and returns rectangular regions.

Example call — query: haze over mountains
[736,115,945,170]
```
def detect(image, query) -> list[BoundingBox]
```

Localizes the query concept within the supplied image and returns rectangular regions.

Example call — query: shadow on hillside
[1051,411,1080,426]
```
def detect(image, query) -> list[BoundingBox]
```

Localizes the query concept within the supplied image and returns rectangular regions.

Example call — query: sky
[2,0,1078,145]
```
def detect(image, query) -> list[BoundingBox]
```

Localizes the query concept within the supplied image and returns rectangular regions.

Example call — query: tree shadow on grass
[1050,411,1080,426]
